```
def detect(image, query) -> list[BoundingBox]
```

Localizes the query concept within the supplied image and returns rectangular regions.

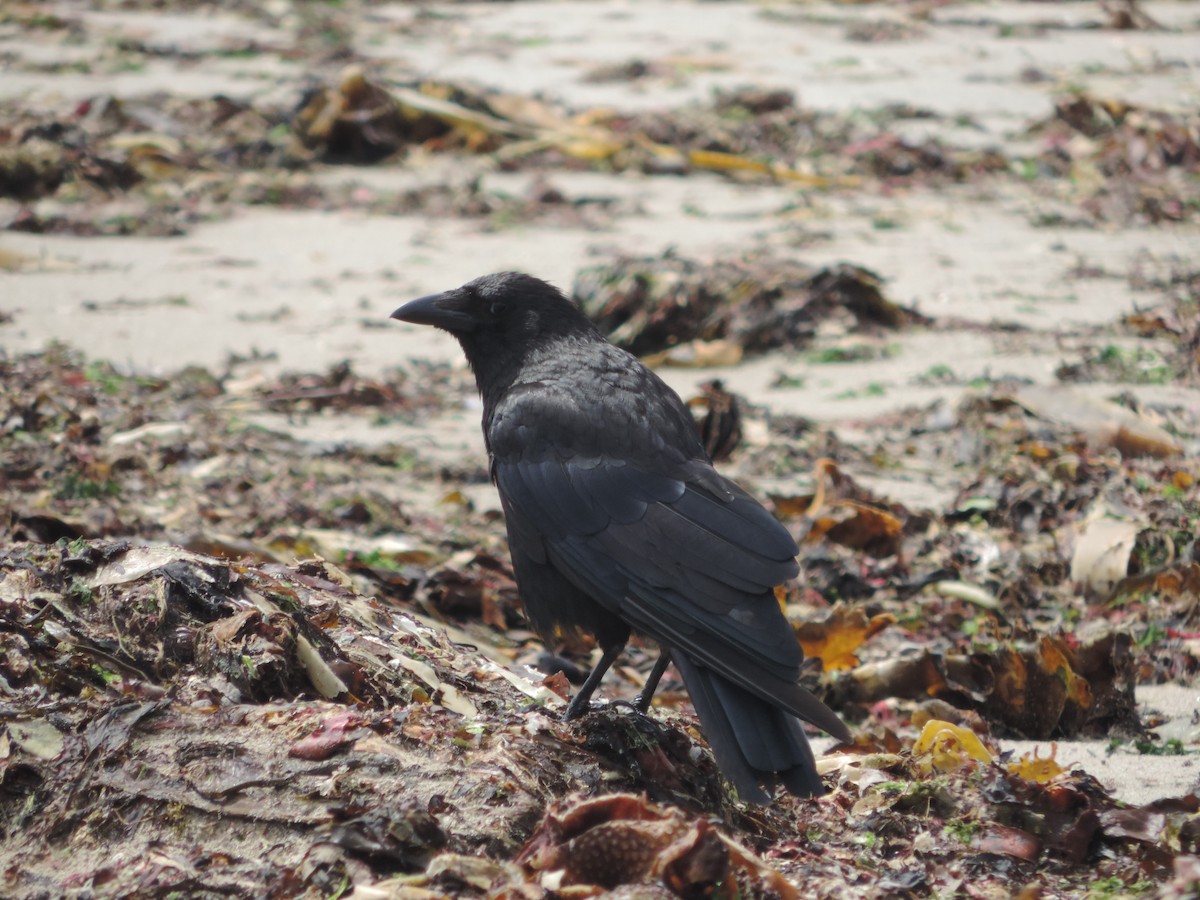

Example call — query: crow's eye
[489,300,506,317]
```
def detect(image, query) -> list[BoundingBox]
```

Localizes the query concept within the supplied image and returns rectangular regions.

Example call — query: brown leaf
[541,669,572,701]
[288,710,366,761]
[809,500,904,556]
[796,605,894,672]
[973,824,1042,860]
[1014,384,1182,459]
[516,794,794,897]
[688,379,742,462]
[840,651,950,703]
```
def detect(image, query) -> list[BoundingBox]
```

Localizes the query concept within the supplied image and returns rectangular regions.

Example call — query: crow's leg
[633,651,672,713]
[562,643,624,721]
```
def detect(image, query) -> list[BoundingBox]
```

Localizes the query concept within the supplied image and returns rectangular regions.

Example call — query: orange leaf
[796,606,894,672]
[1039,637,1092,709]
[770,493,816,519]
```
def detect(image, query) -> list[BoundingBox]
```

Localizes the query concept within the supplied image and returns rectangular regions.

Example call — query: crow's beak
[390,289,478,333]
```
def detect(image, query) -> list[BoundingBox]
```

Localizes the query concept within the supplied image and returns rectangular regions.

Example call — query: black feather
[390,271,850,802]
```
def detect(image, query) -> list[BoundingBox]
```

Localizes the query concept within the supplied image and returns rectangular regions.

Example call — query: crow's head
[391,271,604,398]
[393,271,604,405]
[391,271,590,341]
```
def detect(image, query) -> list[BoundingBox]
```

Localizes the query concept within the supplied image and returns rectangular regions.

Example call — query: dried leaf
[541,669,572,701]
[5,718,65,760]
[1015,384,1182,459]
[393,653,478,718]
[641,338,743,368]
[796,605,895,671]
[1070,507,1141,596]
[840,651,950,703]
[288,710,365,761]
[295,633,349,699]
[972,824,1041,860]
[912,719,995,774]
[516,793,795,898]
[808,499,904,556]
[931,580,1001,611]
[1009,744,1068,784]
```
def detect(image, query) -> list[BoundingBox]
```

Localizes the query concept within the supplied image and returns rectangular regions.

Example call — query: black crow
[391,271,850,803]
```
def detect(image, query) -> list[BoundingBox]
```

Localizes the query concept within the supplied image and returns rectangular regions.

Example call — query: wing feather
[487,384,847,740]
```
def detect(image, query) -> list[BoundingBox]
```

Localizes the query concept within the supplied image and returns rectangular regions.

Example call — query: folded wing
[493,446,850,742]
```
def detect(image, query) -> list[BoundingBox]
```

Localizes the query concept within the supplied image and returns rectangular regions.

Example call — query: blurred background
[2,2,1200,891]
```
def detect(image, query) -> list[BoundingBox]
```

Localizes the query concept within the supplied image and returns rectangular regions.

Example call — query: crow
[391,271,850,803]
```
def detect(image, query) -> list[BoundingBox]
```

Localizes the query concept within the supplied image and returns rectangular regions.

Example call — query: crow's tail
[672,653,826,804]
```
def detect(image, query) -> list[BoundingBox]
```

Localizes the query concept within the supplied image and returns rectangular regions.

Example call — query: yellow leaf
[1008,744,1067,784]
[912,720,995,775]
[556,138,625,161]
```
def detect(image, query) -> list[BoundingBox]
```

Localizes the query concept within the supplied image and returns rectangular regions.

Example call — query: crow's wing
[491,415,848,741]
